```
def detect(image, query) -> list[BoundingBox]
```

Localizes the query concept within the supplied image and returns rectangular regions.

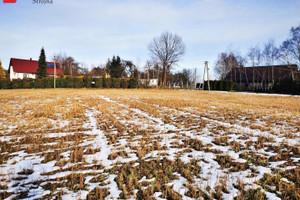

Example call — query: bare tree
[148,32,185,86]
[193,68,197,88]
[172,68,192,87]
[214,52,239,80]
[279,25,300,69]
[262,39,279,65]
[214,52,228,80]
[52,53,80,76]
[279,40,297,81]
[279,40,293,65]
[247,46,262,87]
[79,63,90,76]
[289,25,300,68]
[122,60,136,78]
[143,61,150,80]
[262,39,279,83]
[247,46,261,66]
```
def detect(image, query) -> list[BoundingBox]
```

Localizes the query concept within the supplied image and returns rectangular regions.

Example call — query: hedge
[204,80,234,91]
[0,77,138,89]
[272,79,300,95]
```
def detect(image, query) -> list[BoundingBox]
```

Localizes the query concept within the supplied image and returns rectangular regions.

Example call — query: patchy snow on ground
[0,91,299,200]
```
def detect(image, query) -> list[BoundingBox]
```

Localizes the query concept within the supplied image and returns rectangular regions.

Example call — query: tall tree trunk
[252,68,255,91]
[239,68,242,90]
[289,66,295,81]
[272,66,274,84]
[162,64,167,86]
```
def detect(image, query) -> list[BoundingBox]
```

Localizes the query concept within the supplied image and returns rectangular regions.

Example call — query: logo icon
[3,0,16,3]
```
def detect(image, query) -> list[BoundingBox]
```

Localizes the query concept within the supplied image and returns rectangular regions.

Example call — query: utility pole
[194,68,197,89]
[152,66,154,80]
[157,64,160,87]
[202,61,210,91]
[202,66,205,90]
[54,56,56,89]
[70,62,72,77]
[147,63,150,82]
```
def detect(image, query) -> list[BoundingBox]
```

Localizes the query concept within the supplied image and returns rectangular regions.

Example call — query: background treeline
[0,77,138,89]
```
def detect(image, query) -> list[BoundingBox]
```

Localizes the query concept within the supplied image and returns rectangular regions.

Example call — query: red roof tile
[9,58,64,75]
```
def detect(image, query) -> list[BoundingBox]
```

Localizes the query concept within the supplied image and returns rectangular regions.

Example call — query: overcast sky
[1,0,299,78]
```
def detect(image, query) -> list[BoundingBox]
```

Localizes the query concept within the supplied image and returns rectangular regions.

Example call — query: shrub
[22,79,34,89]
[204,80,234,91]
[93,78,103,88]
[102,78,107,88]
[3,77,143,90]
[128,79,138,88]
[64,77,73,88]
[75,78,84,88]
[120,79,127,88]
[111,78,120,88]
[0,79,10,89]
[10,79,20,89]
[56,79,64,88]
[83,77,93,88]
[272,79,300,95]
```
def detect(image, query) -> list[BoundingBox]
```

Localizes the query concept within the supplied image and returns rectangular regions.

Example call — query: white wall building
[9,58,63,81]
[9,66,36,80]
[139,79,158,87]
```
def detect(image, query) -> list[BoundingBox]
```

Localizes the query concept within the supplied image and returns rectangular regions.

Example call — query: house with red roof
[9,58,64,80]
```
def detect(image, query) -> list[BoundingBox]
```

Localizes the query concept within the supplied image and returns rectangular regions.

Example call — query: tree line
[44,31,188,87]
[7,24,300,92]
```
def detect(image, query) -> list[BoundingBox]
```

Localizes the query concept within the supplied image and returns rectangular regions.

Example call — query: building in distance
[8,58,63,81]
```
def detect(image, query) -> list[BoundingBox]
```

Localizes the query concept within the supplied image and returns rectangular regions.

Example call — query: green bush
[204,80,234,91]
[56,79,64,88]
[83,77,92,88]
[210,80,216,90]
[93,78,103,88]
[43,78,48,88]
[2,77,138,90]
[0,80,8,89]
[272,79,300,95]
[75,78,84,88]
[64,77,73,88]
[0,80,4,89]
[110,78,115,88]
[219,80,224,91]
[111,78,120,88]
[11,79,22,89]
[128,79,138,88]
[106,78,111,88]
[102,78,107,88]
[44,78,53,88]
[22,79,34,89]
[120,79,127,88]
[225,80,234,91]
[216,80,220,90]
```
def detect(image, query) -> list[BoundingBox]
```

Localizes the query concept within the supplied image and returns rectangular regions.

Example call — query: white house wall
[10,66,36,80]
[139,79,158,87]
[149,79,158,87]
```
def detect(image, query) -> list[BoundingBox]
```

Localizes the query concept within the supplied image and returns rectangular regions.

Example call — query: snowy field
[0,89,299,200]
